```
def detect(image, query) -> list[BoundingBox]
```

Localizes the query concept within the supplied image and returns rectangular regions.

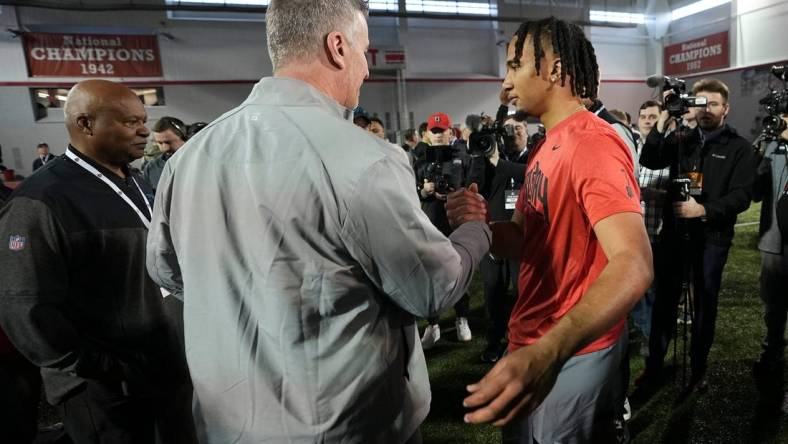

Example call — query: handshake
[446,183,488,228]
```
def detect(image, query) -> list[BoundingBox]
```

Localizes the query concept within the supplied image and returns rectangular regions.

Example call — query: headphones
[160,116,188,141]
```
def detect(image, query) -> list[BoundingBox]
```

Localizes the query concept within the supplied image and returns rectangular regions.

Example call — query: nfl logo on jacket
[8,235,25,251]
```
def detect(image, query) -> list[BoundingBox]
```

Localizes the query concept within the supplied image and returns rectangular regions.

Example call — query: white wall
[736,0,788,67]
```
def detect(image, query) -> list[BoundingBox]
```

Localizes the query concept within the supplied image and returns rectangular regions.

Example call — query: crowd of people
[0,1,785,443]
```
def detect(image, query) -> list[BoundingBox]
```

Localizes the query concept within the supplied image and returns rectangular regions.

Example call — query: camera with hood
[756,66,788,144]
[468,118,516,158]
[424,145,463,195]
[646,75,708,118]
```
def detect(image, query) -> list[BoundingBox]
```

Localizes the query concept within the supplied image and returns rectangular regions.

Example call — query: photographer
[414,111,474,348]
[752,113,788,397]
[639,78,757,392]
[475,110,529,363]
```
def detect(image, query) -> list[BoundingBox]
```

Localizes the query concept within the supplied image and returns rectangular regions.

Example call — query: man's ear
[325,31,347,70]
[550,59,562,83]
[76,114,94,136]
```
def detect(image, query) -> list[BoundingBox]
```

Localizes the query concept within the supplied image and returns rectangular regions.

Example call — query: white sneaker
[456,317,472,342]
[421,324,440,350]
[623,397,632,421]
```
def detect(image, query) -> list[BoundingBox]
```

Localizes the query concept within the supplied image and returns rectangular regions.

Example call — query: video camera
[646,74,708,118]
[468,118,515,157]
[467,105,517,157]
[756,66,788,144]
[424,145,463,195]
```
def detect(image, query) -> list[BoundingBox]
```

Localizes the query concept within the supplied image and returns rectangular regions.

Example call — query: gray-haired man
[146,0,490,442]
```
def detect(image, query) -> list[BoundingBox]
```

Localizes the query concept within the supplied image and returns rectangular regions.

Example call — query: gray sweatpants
[502,332,625,444]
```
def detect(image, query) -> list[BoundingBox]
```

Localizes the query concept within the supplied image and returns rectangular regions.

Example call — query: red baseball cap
[427,112,452,131]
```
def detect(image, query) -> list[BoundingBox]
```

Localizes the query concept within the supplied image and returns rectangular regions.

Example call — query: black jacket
[640,124,757,246]
[477,150,528,222]
[0,149,185,404]
[753,141,788,253]
[32,153,56,172]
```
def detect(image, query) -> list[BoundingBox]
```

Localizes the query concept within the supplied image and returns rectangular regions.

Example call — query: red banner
[23,33,163,77]
[663,32,729,76]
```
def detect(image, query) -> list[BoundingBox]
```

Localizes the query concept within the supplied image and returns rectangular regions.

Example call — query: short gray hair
[266,0,369,71]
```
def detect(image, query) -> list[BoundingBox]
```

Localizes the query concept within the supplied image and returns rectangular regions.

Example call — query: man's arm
[342,156,490,319]
[0,198,80,371]
[639,127,677,170]
[463,211,652,425]
[488,210,524,261]
[146,162,184,300]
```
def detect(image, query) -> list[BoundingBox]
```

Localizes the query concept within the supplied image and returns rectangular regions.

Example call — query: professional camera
[468,119,515,157]
[755,65,788,145]
[424,145,463,195]
[646,75,708,118]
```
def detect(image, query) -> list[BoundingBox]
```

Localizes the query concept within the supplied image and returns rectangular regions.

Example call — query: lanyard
[64,147,152,230]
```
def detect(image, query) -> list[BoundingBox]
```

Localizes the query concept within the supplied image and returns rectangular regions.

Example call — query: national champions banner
[663,31,730,76]
[23,32,163,77]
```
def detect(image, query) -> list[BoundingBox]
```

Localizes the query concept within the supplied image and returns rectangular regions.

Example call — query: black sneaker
[753,359,785,395]
[480,342,506,363]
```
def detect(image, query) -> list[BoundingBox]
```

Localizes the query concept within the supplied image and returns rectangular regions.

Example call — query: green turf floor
[419,202,788,443]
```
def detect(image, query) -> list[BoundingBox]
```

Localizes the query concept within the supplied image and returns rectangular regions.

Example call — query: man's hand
[673,196,705,218]
[421,179,436,198]
[446,183,487,228]
[462,341,563,426]
[488,145,500,166]
[655,109,676,134]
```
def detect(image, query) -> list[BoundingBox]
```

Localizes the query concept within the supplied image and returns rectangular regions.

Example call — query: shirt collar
[244,77,354,123]
[68,144,131,181]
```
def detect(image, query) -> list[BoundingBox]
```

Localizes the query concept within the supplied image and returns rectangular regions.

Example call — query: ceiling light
[672,0,732,21]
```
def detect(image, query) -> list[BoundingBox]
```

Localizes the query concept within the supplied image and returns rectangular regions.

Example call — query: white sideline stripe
[735,221,759,227]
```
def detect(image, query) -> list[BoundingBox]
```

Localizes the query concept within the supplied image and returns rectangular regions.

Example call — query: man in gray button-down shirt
[146,1,491,442]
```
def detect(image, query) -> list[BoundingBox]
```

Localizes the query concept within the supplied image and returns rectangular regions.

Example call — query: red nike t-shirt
[510,110,642,356]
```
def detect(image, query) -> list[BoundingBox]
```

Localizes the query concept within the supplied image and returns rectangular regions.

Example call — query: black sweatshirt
[639,124,757,246]
[0,147,185,404]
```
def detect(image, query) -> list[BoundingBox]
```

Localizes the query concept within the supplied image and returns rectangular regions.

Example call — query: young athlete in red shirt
[447,17,653,442]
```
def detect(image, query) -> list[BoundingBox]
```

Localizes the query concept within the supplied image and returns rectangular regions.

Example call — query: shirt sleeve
[341,154,491,319]
[146,161,184,300]
[0,197,79,370]
[571,134,643,227]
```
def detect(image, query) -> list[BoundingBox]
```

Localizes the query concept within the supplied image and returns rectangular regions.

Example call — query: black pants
[759,251,788,364]
[0,356,41,444]
[647,234,730,376]
[480,255,518,346]
[60,379,197,444]
[427,293,470,325]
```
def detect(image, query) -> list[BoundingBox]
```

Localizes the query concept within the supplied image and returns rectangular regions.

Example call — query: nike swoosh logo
[551,145,560,151]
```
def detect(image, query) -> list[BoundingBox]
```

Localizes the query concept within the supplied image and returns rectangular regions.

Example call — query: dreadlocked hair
[512,17,600,99]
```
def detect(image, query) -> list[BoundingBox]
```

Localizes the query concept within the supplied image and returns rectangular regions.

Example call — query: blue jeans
[630,242,659,338]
